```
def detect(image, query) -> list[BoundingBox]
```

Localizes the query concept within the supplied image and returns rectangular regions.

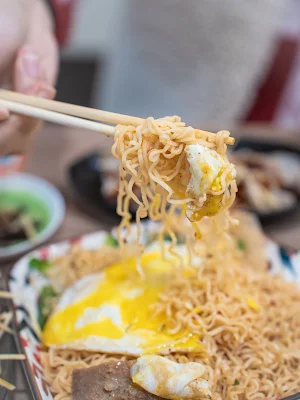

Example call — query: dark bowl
[67,152,121,221]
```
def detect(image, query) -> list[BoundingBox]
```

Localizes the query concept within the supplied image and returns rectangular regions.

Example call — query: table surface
[1,122,300,399]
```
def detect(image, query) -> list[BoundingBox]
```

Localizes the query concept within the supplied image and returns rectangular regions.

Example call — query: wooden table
[23,122,300,249]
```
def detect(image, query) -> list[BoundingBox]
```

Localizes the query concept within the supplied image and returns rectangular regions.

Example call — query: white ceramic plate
[7,224,300,400]
[0,173,65,260]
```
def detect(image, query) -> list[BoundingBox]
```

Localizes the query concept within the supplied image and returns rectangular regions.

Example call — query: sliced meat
[72,361,162,400]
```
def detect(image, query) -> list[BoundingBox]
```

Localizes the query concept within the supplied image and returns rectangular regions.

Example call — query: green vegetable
[29,258,51,273]
[105,234,119,247]
[234,379,240,386]
[38,285,57,328]
[237,239,246,251]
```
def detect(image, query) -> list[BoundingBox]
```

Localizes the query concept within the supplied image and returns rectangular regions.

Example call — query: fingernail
[0,106,9,121]
[22,48,39,79]
[37,83,56,99]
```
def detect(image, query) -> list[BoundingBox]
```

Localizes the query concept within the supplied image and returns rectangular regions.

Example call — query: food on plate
[270,151,300,190]
[72,361,160,400]
[112,116,237,246]
[44,236,130,289]
[13,120,300,400]
[29,234,138,328]
[42,247,202,354]
[131,355,211,400]
[0,191,49,247]
[230,150,298,214]
[37,213,300,400]
[72,356,212,400]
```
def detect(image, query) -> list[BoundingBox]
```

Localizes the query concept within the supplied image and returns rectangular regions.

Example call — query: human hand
[0,0,59,156]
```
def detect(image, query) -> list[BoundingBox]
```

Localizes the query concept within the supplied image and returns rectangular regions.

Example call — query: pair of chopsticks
[0,89,137,137]
[0,89,234,145]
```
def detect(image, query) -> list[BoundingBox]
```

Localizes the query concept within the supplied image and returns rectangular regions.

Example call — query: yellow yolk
[42,251,203,355]
[168,145,235,224]
[189,194,223,222]
[189,171,235,222]
[246,297,260,312]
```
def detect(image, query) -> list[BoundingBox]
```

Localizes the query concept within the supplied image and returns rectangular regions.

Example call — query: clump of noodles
[41,243,300,400]
[46,244,138,290]
[111,116,237,256]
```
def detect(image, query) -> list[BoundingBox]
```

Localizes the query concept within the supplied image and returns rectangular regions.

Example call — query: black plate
[233,138,300,224]
[67,139,300,224]
[67,152,121,222]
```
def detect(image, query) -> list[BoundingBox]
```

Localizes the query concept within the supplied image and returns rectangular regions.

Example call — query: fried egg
[42,247,203,356]
[131,355,212,400]
[186,144,226,197]
[184,144,235,222]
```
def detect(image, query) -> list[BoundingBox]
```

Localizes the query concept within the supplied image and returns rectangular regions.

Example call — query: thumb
[0,45,56,156]
[12,44,55,140]
[14,44,55,98]
[0,44,56,156]
[14,45,41,95]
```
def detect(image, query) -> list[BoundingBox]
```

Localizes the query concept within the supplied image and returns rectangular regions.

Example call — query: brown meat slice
[72,361,162,400]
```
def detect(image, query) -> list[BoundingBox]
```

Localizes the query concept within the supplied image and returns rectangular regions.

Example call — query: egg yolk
[42,252,203,354]
[189,194,223,222]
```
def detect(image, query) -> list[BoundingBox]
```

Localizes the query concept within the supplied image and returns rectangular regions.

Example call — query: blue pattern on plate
[279,247,296,276]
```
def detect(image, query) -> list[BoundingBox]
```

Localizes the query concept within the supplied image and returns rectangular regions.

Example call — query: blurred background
[57,0,300,128]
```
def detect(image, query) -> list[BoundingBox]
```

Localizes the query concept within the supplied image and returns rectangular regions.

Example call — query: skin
[0,0,58,156]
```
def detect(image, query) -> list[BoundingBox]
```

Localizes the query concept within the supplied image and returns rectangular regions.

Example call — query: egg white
[42,246,202,356]
[185,144,226,200]
[131,355,212,400]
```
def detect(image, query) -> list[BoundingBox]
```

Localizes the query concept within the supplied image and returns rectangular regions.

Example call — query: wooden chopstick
[0,89,234,145]
[0,99,115,136]
[0,354,26,361]
[0,290,14,299]
[0,377,16,391]
[0,89,144,126]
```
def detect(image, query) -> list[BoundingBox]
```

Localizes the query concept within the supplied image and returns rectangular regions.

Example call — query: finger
[35,81,56,99]
[14,44,57,98]
[13,44,56,132]
[14,45,43,94]
[0,46,56,156]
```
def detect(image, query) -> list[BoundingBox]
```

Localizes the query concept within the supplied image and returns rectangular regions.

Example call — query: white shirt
[104,0,285,126]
